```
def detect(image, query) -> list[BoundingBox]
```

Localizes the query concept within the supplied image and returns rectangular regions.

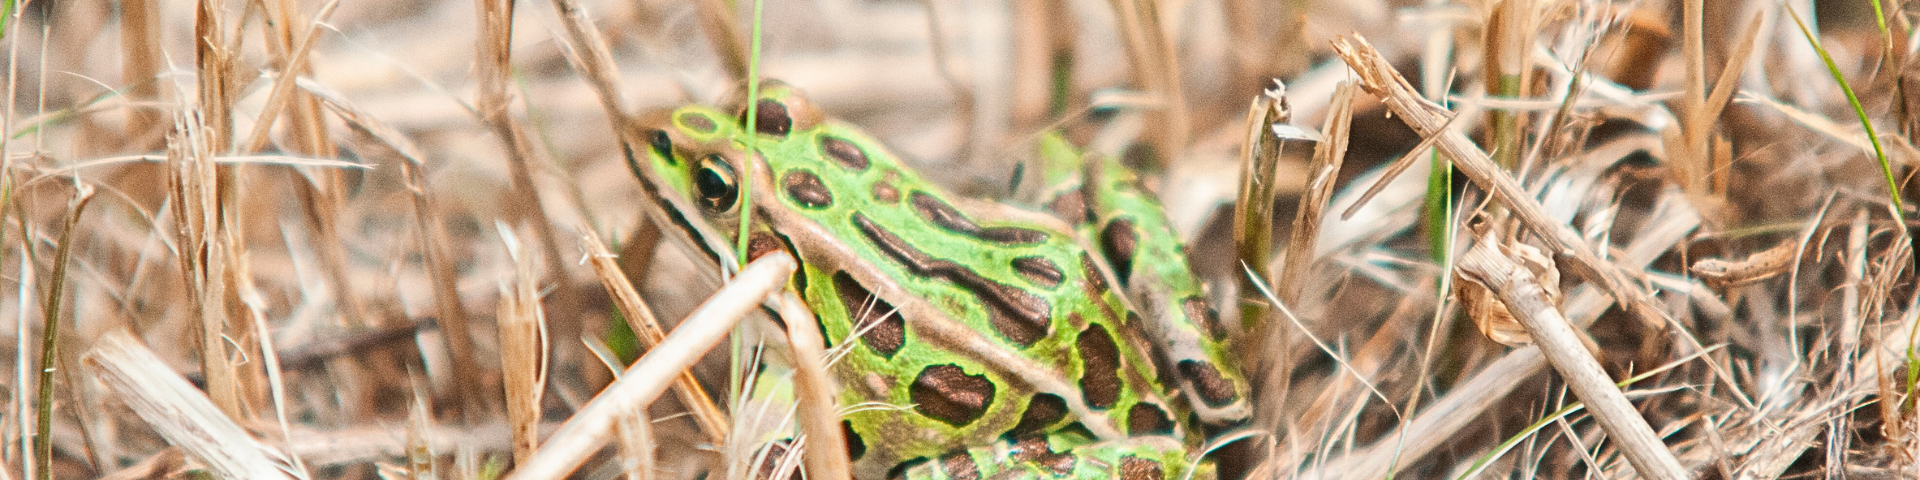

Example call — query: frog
[625,80,1250,479]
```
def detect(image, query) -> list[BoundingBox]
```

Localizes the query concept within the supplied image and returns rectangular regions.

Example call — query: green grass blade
[1785,6,1904,229]
[735,0,767,268]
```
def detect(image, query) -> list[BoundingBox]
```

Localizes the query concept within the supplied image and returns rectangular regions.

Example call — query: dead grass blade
[83,332,297,480]
[503,251,797,480]
[32,183,92,480]
[580,228,729,444]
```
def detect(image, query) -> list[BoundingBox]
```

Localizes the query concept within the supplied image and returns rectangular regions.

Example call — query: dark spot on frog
[1008,436,1075,476]
[835,271,903,358]
[1119,455,1164,480]
[1080,253,1108,292]
[647,129,677,165]
[842,420,866,461]
[1100,217,1139,285]
[676,111,716,134]
[909,364,995,427]
[1076,324,1121,409]
[1012,256,1063,288]
[940,452,981,480]
[1178,360,1239,407]
[888,458,929,480]
[853,214,1051,347]
[821,135,871,171]
[909,192,1048,245]
[1126,403,1173,436]
[782,170,833,208]
[746,98,792,136]
[1005,393,1067,439]
[747,232,782,260]
[1184,296,1223,340]
[1049,190,1088,223]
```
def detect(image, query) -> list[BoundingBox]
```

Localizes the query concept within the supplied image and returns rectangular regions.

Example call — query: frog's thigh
[906,435,1207,480]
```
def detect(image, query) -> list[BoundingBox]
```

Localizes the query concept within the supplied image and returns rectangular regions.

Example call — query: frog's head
[626,80,830,269]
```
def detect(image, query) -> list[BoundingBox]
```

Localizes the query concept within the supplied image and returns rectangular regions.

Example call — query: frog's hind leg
[906,435,1209,480]
[1067,149,1252,429]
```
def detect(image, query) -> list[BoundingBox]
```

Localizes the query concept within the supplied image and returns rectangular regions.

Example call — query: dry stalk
[614,408,654,480]
[299,79,488,418]
[775,292,851,480]
[503,251,798,480]
[473,0,575,342]
[82,332,296,480]
[499,228,549,465]
[1689,238,1800,288]
[118,0,164,150]
[1456,239,1688,480]
[168,109,242,418]
[1106,0,1187,166]
[1008,0,1076,131]
[406,385,437,479]
[239,0,340,155]
[580,228,729,444]
[694,0,750,81]
[549,0,633,131]
[1332,35,1668,331]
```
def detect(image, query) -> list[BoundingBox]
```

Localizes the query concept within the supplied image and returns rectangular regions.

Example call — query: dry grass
[2,0,1917,478]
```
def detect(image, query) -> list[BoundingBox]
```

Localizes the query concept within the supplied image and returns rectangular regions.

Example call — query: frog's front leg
[903,434,1208,480]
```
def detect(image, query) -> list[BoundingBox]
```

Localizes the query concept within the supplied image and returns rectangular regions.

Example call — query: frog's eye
[648,129,677,165]
[695,154,740,212]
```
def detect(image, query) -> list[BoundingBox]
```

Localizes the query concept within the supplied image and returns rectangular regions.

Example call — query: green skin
[629,82,1248,479]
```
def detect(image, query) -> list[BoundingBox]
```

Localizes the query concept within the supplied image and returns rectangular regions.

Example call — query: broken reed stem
[1278,81,1354,304]
[1234,86,1286,330]
[500,228,549,466]
[1455,241,1688,480]
[504,252,797,480]
[83,332,296,480]
[1331,35,1668,332]
[34,184,93,480]
[580,228,730,444]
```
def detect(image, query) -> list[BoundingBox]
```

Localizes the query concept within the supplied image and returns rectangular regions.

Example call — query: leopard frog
[628,81,1250,479]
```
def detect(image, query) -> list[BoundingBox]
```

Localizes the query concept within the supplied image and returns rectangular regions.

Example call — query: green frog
[627,81,1250,479]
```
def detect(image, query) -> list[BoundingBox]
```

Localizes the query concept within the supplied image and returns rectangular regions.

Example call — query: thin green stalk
[1786,6,1904,230]
[35,185,92,480]
[735,0,766,268]
[0,0,15,42]
[727,0,769,468]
